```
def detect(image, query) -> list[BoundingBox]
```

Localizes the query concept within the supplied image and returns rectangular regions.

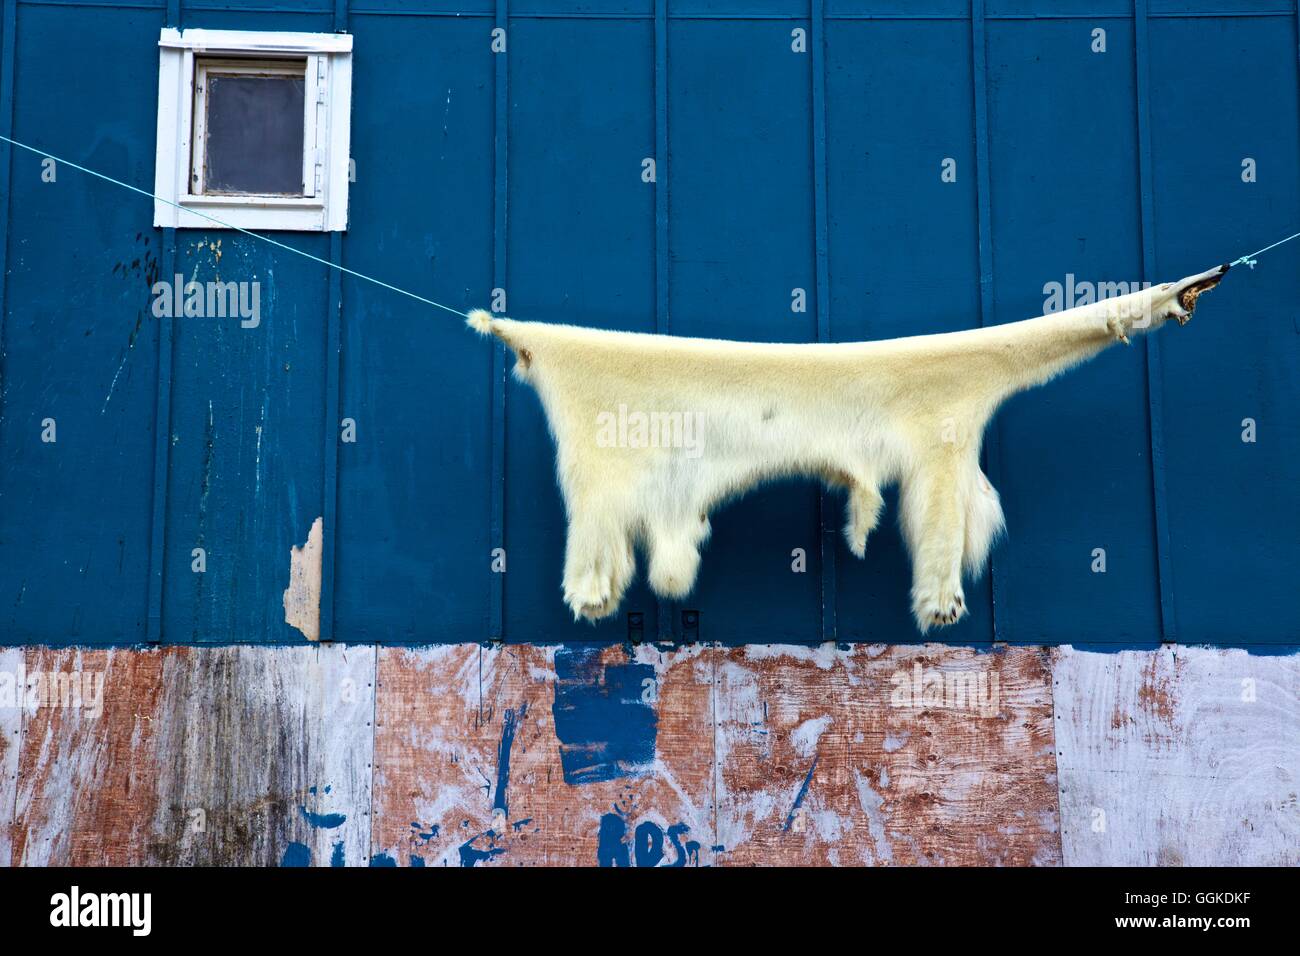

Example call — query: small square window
[154,29,352,231]
[196,60,308,196]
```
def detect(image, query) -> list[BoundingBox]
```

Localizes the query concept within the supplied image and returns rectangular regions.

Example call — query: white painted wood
[158,28,352,55]
[324,51,352,231]
[0,648,23,867]
[1054,645,1300,866]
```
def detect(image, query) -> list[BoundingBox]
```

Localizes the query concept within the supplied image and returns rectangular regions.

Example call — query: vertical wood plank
[13,648,165,866]
[371,643,715,866]
[0,647,23,866]
[715,644,1061,865]
[146,645,375,866]
[1053,645,1300,866]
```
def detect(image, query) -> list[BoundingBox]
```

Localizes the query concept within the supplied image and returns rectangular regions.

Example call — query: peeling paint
[283,517,323,642]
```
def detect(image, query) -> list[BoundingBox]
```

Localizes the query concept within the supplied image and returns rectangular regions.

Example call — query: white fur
[467,264,1227,632]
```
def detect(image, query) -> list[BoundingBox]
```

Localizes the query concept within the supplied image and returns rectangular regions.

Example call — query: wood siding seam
[146,0,180,644]
[146,226,176,645]
[810,0,836,642]
[488,0,509,641]
[319,0,349,643]
[970,0,1003,643]
[1134,0,1177,644]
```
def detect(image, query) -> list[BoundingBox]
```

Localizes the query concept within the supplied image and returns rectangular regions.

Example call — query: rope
[1229,230,1300,270]
[2,131,1298,292]
[0,133,471,319]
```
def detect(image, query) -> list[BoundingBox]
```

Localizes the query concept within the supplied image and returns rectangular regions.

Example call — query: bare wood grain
[715,644,1061,865]
[1054,645,1299,866]
[0,647,25,866]
[13,648,164,866]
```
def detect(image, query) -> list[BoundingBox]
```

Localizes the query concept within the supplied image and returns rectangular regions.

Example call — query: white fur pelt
[468,264,1228,632]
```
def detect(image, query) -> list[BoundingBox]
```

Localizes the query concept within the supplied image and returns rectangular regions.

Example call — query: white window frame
[154,28,352,232]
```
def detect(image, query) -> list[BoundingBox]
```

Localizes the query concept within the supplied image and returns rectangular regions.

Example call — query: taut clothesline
[1,132,1297,317]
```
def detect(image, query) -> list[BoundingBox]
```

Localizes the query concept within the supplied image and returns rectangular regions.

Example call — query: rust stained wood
[13,648,165,866]
[1,647,24,866]
[1053,645,1300,866]
[371,643,715,866]
[10,645,375,866]
[714,644,1061,866]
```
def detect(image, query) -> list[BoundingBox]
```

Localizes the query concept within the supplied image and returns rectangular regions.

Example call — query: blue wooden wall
[0,0,1295,647]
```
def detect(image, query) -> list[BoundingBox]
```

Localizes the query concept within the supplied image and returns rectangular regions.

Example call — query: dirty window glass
[203,71,306,195]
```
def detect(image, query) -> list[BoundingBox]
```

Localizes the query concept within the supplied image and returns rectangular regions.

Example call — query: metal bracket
[627,611,645,644]
[680,609,699,642]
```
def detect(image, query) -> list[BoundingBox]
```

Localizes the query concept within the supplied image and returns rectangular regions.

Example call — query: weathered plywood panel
[146,644,375,866]
[13,648,165,866]
[371,644,715,866]
[715,644,1061,865]
[1054,645,1300,866]
[10,645,375,866]
[0,647,26,866]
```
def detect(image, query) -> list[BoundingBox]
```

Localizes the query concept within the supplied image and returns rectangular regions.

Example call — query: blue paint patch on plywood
[458,831,506,867]
[552,647,657,785]
[597,812,631,867]
[492,701,526,816]
[299,806,347,829]
[280,842,311,867]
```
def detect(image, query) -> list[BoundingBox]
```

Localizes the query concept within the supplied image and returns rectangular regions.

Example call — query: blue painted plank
[0,6,163,643]
[490,0,507,641]
[1145,15,1300,645]
[667,18,820,643]
[824,16,992,644]
[503,17,656,642]
[334,15,494,641]
[160,234,328,642]
[1132,0,1177,643]
[985,18,1161,646]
